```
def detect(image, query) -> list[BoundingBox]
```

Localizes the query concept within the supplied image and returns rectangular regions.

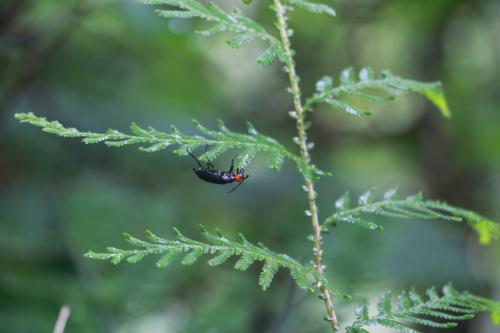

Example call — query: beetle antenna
[227,181,244,193]
[187,149,203,168]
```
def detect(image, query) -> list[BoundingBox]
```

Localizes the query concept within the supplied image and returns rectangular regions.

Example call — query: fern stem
[273,1,338,331]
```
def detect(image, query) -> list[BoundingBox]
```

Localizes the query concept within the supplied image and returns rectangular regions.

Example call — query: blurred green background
[1,0,499,332]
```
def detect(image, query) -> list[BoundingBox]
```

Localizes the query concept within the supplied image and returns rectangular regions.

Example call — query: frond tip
[84,226,338,294]
[140,0,284,66]
[306,67,450,118]
[15,112,327,180]
[284,0,336,17]
[346,284,500,332]
[322,188,500,245]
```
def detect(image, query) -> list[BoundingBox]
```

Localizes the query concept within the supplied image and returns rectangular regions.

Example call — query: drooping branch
[15,112,327,178]
[86,225,341,295]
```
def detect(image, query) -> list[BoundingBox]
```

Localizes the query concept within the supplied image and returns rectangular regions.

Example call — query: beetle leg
[227,181,244,193]
[204,145,215,169]
[187,149,203,168]
[229,157,235,174]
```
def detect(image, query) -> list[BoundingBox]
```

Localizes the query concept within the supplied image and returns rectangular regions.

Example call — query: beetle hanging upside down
[188,147,249,193]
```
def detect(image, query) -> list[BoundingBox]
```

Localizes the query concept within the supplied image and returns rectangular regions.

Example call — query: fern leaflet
[346,284,500,333]
[285,0,336,17]
[15,112,327,179]
[322,187,500,245]
[85,225,338,294]
[140,0,285,65]
[306,67,450,117]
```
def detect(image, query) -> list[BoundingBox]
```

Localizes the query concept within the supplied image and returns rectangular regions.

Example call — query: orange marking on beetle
[233,174,244,183]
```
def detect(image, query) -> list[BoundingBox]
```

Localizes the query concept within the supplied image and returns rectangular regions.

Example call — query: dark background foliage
[1,0,499,332]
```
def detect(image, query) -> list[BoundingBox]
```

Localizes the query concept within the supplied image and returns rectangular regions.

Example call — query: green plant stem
[273,0,338,331]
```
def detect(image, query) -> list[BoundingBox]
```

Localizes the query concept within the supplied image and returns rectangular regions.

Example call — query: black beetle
[188,148,249,193]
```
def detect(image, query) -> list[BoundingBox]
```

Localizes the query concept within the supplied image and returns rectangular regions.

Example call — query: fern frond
[85,225,339,293]
[257,42,287,66]
[140,0,284,66]
[346,284,500,333]
[15,112,327,179]
[305,67,450,118]
[322,188,500,245]
[285,0,336,17]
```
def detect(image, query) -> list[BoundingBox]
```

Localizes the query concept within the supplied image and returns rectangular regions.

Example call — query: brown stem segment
[272,1,338,331]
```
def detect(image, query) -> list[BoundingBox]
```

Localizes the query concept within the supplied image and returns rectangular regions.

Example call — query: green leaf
[340,67,356,84]
[323,188,500,244]
[285,0,336,17]
[383,187,400,200]
[207,249,233,266]
[315,75,334,92]
[234,147,257,169]
[409,287,424,305]
[155,9,201,19]
[289,267,311,291]
[196,23,226,36]
[226,33,255,48]
[181,248,204,265]
[397,291,412,310]
[266,150,285,170]
[123,233,151,247]
[359,67,375,81]
[472,219,500,245]
[126,253,147,263]
[156,249,181,268]
[355,300,369,321]
[306,67,451,118]
[368,319,420,333]
[259,261,279,291]
[377,291,393,315]
[234,253,256,271]
[84,251,113,261]
[349,329,370,333]
[423,87,450,118]
[257,42,285,66]
[324,98,373,117]
[358,189,375,205]
[340,216,383,231]
[492,311,500,325]
[335,191,350,210]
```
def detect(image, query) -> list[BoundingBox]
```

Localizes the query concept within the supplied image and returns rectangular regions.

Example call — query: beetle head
[233,169,249,183]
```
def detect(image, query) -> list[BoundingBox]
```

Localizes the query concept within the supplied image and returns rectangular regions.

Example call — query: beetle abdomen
[193,168,233,184]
